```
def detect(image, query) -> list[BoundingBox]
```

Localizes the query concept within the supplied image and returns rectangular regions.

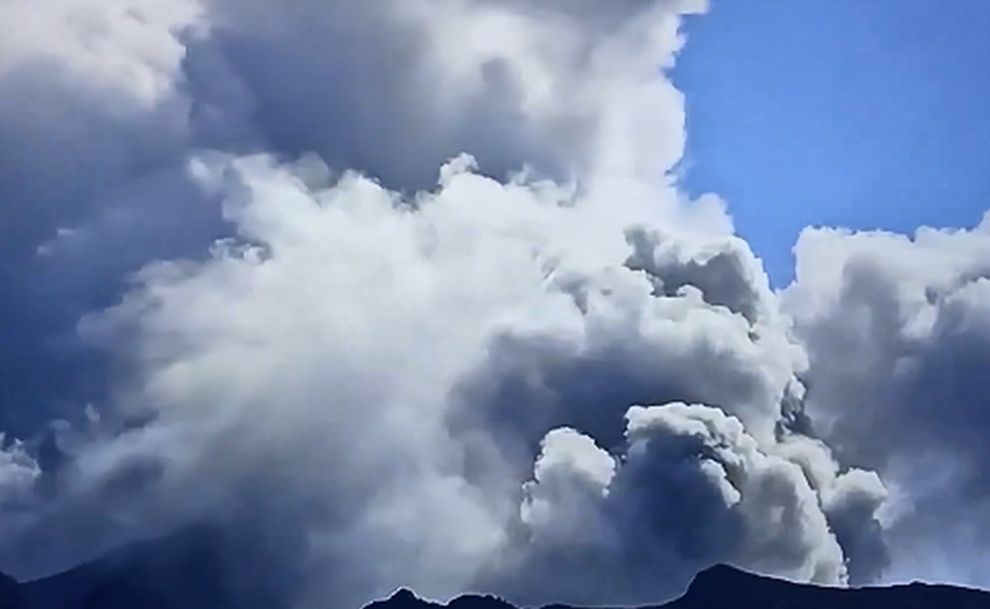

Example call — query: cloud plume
[784,216,990,586]
[0,1,985,608]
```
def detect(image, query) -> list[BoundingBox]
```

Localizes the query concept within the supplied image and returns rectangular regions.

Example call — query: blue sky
[674,0,990,286]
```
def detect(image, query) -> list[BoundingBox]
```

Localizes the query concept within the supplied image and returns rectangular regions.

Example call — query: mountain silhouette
[366,564,990,609]
[665,564,990,609]
[0,526,296,609]
[0,530,988,608]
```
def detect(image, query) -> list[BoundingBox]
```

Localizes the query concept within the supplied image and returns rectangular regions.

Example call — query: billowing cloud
[0,0,704,430]
[502,403,848,606]
[192,0,703,185]
[0,0,985,608]
[784,216,990,586]
[0,150,878,608]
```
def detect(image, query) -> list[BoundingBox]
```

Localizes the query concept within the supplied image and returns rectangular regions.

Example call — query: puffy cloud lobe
[784,215,990,586]
[520,428,616,545]
[193,0,705,186]
[625,226,772,324]
[0,0,200,100]
[774,435,889,584]
[0,0,200,241]
[507,404,847,606]
[620,406,843,586]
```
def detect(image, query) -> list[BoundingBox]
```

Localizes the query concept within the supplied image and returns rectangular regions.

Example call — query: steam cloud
[0,1,985,608]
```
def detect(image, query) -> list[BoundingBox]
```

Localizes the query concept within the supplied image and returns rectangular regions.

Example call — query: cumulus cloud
[503,403,848,605]
[0,0,703,430]
[0,0,986,608]
[0,149,880,608]
[192,0,704,185]
[784,215,990,586]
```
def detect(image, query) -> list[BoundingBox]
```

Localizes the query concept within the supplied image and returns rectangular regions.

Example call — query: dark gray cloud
[0,0,209,432]
[492,404,846,606]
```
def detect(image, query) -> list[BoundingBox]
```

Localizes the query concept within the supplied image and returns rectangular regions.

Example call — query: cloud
[501,403,848,605]
[784,215,990,586]
[0,0,209,431]
[0,150,880,608]
[190,0,705,186]
[0,0,199,244]
[0,0,986,608]
[0,437,41,510]
[0,0,703,431]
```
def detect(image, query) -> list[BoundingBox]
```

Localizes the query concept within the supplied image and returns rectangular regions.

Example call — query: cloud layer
[0,1,985,608]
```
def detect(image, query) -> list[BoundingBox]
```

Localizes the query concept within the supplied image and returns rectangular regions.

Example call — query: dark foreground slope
[665,564,990,609]
[0,531,989,609]
[368,564,990,609]
[0,527,294,609]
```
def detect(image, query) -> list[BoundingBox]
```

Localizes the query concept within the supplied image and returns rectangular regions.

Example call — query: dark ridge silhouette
[663,563,990,609]
[0,532,988,609]
[365,565,990,609]
[366,588,519,609]
[0,525,296,609]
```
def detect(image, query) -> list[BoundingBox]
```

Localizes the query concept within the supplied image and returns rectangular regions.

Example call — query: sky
[675,0,990,285]
[1,2,990,608]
